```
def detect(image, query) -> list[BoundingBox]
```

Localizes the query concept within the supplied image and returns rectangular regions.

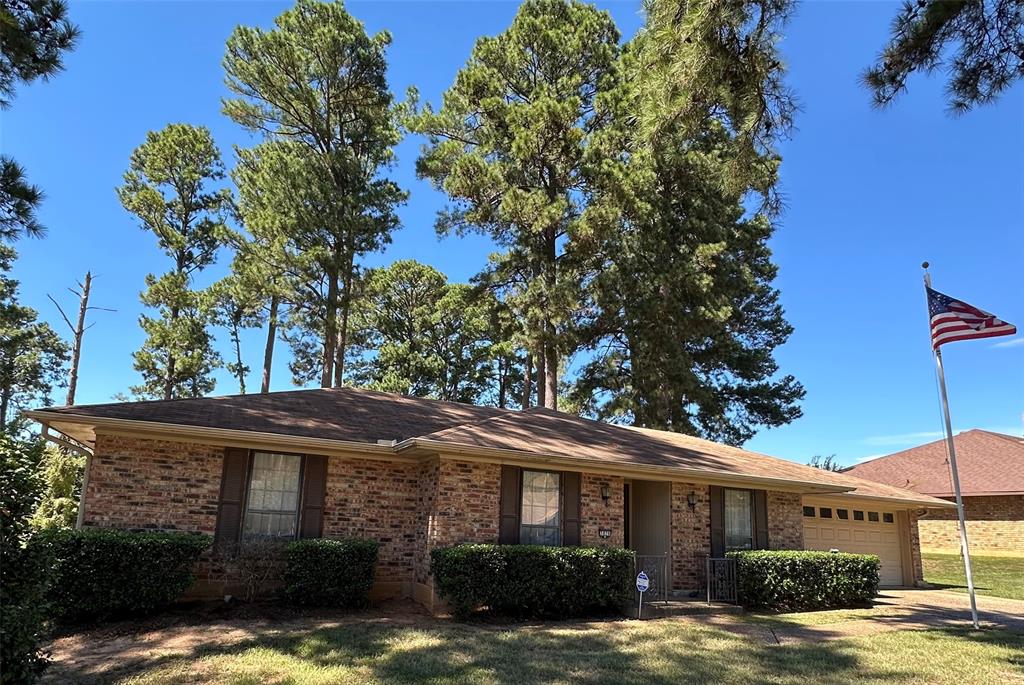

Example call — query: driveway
[694,589,1024,644]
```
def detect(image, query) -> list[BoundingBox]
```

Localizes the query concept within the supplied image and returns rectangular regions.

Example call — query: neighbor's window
[244,452,302,538]
[520,470,561,546]
[724,488,753,550]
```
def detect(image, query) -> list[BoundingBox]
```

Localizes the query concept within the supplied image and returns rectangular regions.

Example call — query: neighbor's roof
[845,429,1024,497]
[26,387,951,508]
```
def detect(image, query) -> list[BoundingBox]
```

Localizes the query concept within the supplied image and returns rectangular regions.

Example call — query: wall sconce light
[687,491,697,512]
[600,483,611,505]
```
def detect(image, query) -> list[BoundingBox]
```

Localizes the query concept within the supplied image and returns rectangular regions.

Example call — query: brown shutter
[214,447,251,548]
[753,489,769,549]
[709,485,725,558]
[562,471,581,546]
[498,465,521,544]
[299,454,328,538]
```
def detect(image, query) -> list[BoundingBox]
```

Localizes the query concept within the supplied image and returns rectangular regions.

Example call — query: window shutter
[753,489,769,549]
[214,447,251,548]
[498,465,521,544]
[299,454,328,538]
[709,485,724,558]
[562,471,581,546]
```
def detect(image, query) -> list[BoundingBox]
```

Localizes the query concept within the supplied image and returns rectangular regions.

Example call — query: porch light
[687,491,697,512]
[600,483,611,505]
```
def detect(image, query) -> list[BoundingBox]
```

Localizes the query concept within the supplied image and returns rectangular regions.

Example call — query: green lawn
[923,552,1024,601]
[82,619,1022,685]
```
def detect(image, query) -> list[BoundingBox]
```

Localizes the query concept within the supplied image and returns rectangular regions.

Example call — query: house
[25,387,953,606]
[846,430,1024,555]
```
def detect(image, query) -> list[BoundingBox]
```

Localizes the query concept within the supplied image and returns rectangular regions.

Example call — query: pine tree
[864,0,1024,112]
[0,245,68,426]
[411,0,620,410]
[573,44,803,445]
[224,0,405,389]
[117,124,230,400]
[0,0,79,242]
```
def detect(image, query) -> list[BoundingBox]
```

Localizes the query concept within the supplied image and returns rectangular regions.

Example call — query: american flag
[927,287,1016,350]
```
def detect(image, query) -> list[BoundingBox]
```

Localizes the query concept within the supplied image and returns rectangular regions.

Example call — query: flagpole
[922,262,980,630]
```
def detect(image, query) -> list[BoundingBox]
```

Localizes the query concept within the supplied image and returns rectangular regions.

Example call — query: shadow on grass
[45,611,1024,685]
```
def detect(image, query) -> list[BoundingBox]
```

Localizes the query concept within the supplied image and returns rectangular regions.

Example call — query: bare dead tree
[48,272,115,405]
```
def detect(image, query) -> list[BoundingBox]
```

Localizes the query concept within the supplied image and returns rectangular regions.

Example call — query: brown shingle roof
[415,408,949,504]
[845,429,1024,497]
[30,388,950,507]
[34,386,506,443]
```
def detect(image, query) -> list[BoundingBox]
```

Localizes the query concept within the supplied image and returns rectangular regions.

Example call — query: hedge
[39,529,210,623]
[283,538,379,607]
[431,544,634,619]
[728,550,880,612]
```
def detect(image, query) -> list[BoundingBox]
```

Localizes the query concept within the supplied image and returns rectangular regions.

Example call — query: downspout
[39,423,94,530]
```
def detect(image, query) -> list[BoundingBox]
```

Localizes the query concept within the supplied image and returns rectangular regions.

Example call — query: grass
[923,552,1024,601]
[741,606,908,627]
[62,618,1022,685]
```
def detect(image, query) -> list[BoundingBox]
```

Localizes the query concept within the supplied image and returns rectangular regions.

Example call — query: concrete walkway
[688,589,1024,644]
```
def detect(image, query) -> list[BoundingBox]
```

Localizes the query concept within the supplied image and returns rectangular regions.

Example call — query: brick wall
[321,456,419,585]
[413,459,439,585]
[909,510,925,584]
[670,482,711,592]
[432,459,501,547]
[84,433,222,533]
[581,474,624,547]
[918,495,1024,553]
[767,491,804,550]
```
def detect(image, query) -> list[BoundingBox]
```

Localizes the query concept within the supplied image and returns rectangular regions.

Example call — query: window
[803,506,816,517]
[724,488,753,550]
[819,507,833,519]
[837,509,849,520]
[883,513,894,524]
[868,511,880,522]
[520,470,561,546]
[853,510,864,521]
[244,452,302,539]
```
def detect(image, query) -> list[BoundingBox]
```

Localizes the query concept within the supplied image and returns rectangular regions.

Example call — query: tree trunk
[65,271,91,406]
[544,328,557,411]
[334,248,356,387]
[164,307,178,400]
[0,388,9,427]
[497,357,507,409]
[321,268,339,388]
[522,353,532,409]
[261,295,279,394]
[535,346,546,408]
[232,319,246,394]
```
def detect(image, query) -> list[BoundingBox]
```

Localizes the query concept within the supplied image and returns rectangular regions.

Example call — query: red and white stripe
[931,306,1017,349]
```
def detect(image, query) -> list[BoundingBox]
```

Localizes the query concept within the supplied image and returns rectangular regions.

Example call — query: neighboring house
[26,388,952,605]
[847,430,1024,555]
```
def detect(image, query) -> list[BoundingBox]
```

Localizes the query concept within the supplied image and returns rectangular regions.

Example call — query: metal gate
[634,553,669,604]
[705,557,737,604]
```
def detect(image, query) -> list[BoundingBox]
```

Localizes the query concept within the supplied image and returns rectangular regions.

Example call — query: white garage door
[802,503,904,586]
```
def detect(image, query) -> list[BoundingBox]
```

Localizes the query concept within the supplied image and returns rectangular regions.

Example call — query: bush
[1,433,51,683]
[430,544,634,619]
[40,529,210,623]
[728,550,880,612]
[218,539,288,602]
[283,538,379,607]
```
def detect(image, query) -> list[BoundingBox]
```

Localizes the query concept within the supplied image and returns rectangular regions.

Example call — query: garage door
[802,503,904,586]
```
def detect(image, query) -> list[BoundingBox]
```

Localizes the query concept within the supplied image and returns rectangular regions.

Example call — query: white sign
[636,571,650,593]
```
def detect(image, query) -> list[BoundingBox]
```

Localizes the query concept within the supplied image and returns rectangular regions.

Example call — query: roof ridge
[414,410,523,441]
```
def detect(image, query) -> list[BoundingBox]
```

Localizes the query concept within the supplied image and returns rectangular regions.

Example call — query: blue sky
[4,1,1022,466]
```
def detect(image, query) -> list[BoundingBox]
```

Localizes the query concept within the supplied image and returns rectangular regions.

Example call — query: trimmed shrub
[728,550,880,612]
[283,538,379,607]
[431,544,634,619]
[40,529,210,623]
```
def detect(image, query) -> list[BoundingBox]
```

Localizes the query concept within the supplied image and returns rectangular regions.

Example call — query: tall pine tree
[411,0,620,411]
[117,124,230,399]
[224,0,405,389]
